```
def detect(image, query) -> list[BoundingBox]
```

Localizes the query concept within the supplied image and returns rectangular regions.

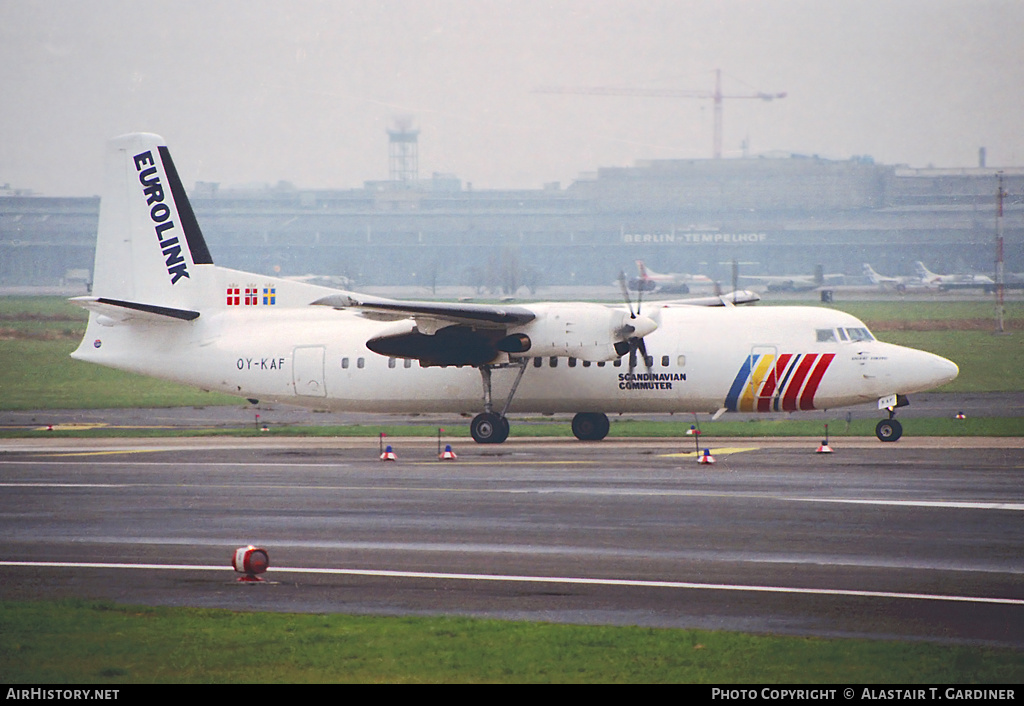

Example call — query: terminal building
[1,135,1021,292]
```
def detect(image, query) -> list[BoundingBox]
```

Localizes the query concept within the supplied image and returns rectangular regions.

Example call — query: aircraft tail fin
[90,133,215,312]
[635,260,659,279]
[914,261,938,281]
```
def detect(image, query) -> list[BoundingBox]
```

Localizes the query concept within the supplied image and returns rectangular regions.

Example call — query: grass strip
[1,600,1020,684]
[1,417,1020,439]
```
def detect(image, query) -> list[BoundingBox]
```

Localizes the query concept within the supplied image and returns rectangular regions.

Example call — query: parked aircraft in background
[739,265,845,292]
[862,263,925,292]
[628,260,715,294]
[914,262,995,291]
[70,133,959,445]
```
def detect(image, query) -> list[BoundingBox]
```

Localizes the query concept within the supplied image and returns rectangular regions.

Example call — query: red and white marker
[380,445,397,461]
[439,444,457,461]
[232,545,269,582]
[816,424,833,453]
[697,448,716,464]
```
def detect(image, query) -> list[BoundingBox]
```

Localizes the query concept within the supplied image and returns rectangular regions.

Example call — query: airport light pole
[995,172,1005,334]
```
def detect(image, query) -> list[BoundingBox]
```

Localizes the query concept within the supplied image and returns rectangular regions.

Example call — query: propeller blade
[637,337,652,374]
[636,273,644,317]
[618,270,636,319]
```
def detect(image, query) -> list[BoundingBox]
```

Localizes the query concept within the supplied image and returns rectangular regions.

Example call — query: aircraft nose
[933,354,959,386]
[917,350,959,388]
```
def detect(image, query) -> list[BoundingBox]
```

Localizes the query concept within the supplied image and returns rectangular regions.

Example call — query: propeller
[732,258,739,305]
[616,271,657,375]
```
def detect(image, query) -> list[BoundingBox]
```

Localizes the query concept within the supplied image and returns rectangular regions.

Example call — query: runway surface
[1,436,1022,647]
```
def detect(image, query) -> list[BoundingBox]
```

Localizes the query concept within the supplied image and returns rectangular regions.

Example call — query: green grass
[817,299,1022,325]
[0,340,239,409]
[1,600,1020,683]
[2,416,1020,439]
[881,331,1022,392]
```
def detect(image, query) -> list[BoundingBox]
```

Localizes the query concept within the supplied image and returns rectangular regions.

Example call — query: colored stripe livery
[725,352,835,412]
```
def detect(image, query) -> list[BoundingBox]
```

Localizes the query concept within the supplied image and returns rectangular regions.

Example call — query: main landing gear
[571,412,610,441]
[470,361,528,444]
[469,361,612,443]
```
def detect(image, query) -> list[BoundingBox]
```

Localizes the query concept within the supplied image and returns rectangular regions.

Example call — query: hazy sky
[2,0,1023,196]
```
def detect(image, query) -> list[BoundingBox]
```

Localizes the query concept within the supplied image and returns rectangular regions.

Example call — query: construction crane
[534,69,786,159]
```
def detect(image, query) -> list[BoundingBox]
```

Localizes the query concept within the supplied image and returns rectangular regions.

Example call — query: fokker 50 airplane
[70,134,959,443]
[629,260,714,294]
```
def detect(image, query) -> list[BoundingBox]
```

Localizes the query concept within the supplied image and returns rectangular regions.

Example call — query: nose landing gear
[875,416,903,442]
[875,394,909,442]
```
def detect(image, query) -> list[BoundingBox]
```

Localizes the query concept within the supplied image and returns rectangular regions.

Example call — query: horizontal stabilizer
[71,296,200,323]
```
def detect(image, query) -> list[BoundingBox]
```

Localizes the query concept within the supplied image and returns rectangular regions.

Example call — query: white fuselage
[74,303,958,417]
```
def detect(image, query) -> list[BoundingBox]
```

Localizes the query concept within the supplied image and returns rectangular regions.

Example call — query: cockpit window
[845,327,874,342]
[816,329,838,342]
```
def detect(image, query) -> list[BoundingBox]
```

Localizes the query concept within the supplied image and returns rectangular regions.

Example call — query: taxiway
[1,436,1022,647]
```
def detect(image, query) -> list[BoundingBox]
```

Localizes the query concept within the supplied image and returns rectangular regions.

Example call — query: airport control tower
[388,117,419,186]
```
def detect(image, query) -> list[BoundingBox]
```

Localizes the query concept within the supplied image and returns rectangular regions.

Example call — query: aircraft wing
[656,290,760,307]
[312,292,537,328]
[313,292,666,367]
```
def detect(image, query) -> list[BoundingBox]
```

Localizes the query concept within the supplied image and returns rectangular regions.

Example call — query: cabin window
[597,361,606,367]
[845,327,874,342]
[645,355,654,368]
[816,329,838,342]
[661,355,670,367]
[568,357,577,368]
[404,359,412,368]
[677,355,686,367]
[357,357,365,369]
[341,357,349,369]
[549,357,558,368]
[613,359,622,367]
[388,357,396,369]
[582,360,591,367]
[533,357,543,368]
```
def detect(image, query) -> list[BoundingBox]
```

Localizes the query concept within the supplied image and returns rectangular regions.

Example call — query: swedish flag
[263,287,276,305]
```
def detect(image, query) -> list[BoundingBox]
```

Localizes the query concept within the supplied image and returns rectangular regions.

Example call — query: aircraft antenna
[534,69,786,158]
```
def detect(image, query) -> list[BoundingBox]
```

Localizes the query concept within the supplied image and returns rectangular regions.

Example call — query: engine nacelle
[508,303,656,362]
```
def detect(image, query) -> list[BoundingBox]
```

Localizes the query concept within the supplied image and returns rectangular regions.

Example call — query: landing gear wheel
[571,412,610,441]
[471,412,510,444]
[875,418,903,442]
